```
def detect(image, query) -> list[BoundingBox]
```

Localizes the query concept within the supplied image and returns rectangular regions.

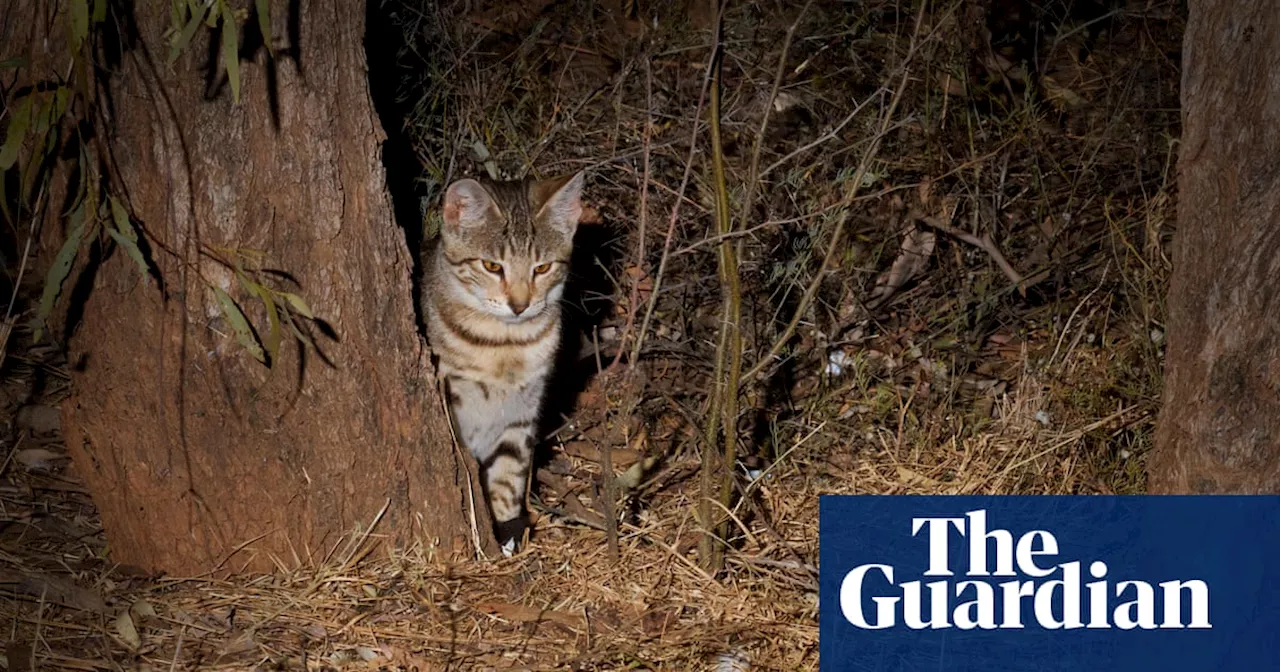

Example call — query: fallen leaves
[867,224,936,310]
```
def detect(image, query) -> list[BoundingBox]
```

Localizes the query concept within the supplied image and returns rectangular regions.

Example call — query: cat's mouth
[492,304,546,323]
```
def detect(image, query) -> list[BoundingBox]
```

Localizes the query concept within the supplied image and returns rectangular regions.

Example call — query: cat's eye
[533,262,553,275]
[481,260,503,274]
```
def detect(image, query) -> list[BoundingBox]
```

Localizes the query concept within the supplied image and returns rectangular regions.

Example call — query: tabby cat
[422,172,583,555]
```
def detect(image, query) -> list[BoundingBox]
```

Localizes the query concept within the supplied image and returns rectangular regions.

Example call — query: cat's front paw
[494,517,528,557]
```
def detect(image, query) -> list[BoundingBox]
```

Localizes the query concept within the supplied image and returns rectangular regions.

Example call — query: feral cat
[422,172,584,555]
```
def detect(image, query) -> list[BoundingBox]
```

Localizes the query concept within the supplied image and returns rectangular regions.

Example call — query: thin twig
[629,30,720,367]
[760,99,872,179]
[739,0,813,232]
[917,214,1024,290]
[740,5,930,387]
[607,56,653,371]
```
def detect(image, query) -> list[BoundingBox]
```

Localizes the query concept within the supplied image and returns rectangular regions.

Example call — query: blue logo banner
[819,496,1280,671]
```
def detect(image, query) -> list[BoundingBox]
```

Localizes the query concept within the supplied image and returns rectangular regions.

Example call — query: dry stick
[723,0,809,552]
[628,31,720,367]
[705,0,815,574]
[917,214,1024,291]
[606,57,653,372]
[738,0,813,233]
[700,40,739,574]
[740,6,928,388]
[759,99,872,179]
[598,410,620,562]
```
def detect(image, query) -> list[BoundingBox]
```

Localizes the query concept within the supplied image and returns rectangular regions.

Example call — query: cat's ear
[533,172,584,235]
[442,178,495,232]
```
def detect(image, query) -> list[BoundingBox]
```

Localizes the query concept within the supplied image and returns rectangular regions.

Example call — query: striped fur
[422,172,583,554]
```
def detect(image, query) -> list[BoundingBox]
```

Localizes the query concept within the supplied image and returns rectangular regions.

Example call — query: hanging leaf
[106,229,149,281]
[282,311,316,351]
[241,279,281,366]
[108,196,132,237]
[222,4,241,104]
[52,86,71,123]
[22,128,56,199]
[277,291,313,319]
[0,57,27,70]
[168,0,184,35]
[92,0,107,23]
[33,203,93,341]
[168,1,209,64]
[212,286,265,363]
[107,197,149,280]
[70,0,90,51]
[33,95,54,135]
[255,0,272,56]
[0,95,33,170]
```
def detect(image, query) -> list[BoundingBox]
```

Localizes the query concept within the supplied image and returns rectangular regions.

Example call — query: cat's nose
[509,298,529,315]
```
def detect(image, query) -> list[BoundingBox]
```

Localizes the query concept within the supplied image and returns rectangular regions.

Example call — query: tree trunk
[47,0,489,573]
[1151,0,1280,493]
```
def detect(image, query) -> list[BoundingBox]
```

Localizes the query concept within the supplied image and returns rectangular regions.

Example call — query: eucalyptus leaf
[255,285,282,365]
[0,57,27,70]
[0,95,33,170]
[52,86,71,122]
[108,196,132,238]
[92,0,107,23]
[34,204,93,341]
[283,311,316,351]
[213,286,265,363]
[222,5,240,104]
[114,612,141,650]
[106,228,149,282]
[70,0,90,50]
[168,1,209,64]
[277,291,313,319]
[255,0,272,56]
[33,95,53,135]
[238,275,281,366]
[169,0,184,34]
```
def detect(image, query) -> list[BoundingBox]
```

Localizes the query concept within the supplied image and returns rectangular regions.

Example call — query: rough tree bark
[8,0,489,573]
[1151,0,1280,492]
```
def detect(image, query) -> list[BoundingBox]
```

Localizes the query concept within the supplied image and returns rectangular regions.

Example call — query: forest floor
[1,0,1184,669]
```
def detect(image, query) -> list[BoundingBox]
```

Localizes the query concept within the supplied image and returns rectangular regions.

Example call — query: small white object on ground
[826,350,853,376]
[716,648,750,672]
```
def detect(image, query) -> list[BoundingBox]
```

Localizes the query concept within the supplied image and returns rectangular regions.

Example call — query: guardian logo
[840,510,1210,631]
[819,496,1280,671]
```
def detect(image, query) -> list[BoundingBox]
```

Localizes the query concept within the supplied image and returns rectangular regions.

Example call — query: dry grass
[1,0,1183,669]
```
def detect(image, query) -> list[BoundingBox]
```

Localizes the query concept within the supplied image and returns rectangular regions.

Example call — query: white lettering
[840,564,898,629]
[902,580,951,629]
[966,510,1016,577]
[1033,560,1082,629]
[913,516,967,576]
[1015,529,1059,577]
[1114,581,1157,630]
[954,581,997,629]
[1159,580,1211,629]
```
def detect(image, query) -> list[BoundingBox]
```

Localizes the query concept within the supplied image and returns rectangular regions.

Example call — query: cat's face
[438,173,582,322]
